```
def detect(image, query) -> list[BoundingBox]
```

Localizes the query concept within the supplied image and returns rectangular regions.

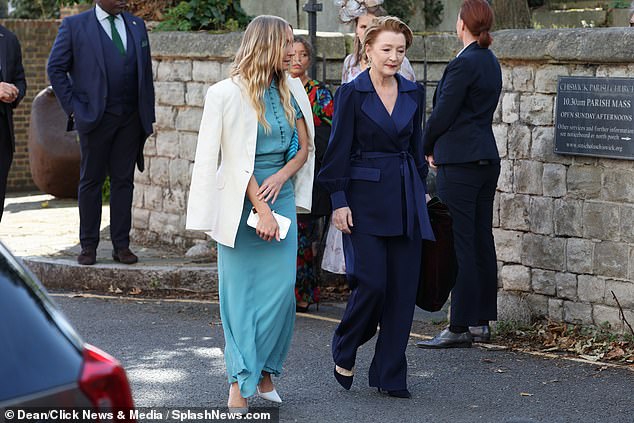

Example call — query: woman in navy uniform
[417,0,502,349]
[318,16,433,399]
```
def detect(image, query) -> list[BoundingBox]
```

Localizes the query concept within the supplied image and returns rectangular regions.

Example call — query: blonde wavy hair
[231,15,296,132]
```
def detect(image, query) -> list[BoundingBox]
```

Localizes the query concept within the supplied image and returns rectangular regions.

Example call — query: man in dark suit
[48,0,155,265]
[0,25,26,223]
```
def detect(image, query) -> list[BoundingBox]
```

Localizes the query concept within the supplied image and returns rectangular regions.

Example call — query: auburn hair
[459,0,494,48]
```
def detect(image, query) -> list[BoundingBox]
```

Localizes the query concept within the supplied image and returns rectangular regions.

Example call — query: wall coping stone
[150,28,634,64]
[492,28,634,63]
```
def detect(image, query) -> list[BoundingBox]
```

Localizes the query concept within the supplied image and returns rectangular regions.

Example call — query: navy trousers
[0,121,12,223]
[335,230,422,391]
[78,110,142,250]
[436,162,500,326]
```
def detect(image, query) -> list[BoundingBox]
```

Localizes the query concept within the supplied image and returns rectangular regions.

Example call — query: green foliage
[156,0,250,32]
[102,176,111,204]
[384,0,443,28]
[0,0,8,18]
[423,0,444,28]
[610,0,631,8]
[10,0,59,19]
[384,0,416,24]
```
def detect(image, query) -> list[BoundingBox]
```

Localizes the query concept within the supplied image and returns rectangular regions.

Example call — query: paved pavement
[3,191,634,422]
[0,192,215,292]
[52,293,634,423]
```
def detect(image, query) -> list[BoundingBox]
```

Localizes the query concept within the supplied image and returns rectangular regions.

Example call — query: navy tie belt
[353,151,433,240]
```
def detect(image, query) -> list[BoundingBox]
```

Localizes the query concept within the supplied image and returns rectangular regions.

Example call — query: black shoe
[416,328,472,349]
[469,325,491,343]
[333,366,353,390]
[77,248,96,265]
[378,388,411,399]
[296,302,311,313]
[112,248,138,264]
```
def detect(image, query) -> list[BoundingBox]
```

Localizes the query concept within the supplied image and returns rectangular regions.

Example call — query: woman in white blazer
[186,16,315,413]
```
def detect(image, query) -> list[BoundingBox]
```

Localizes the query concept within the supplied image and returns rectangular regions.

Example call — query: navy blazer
[47,8,155,171]
[318,69,434,241]
[423,42,502,164]
[0,25,27,151]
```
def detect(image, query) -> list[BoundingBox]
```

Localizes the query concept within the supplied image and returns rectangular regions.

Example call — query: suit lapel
[85,8,106,76]
[357,71,417,142]
[122,13,144,86]
[392,85,417,136]
[357,71,397,142]
[361,92,398,142]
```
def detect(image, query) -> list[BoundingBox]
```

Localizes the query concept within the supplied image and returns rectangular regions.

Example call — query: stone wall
[136,28,634,330]
[1,19,59,192]
[490,28,634,331]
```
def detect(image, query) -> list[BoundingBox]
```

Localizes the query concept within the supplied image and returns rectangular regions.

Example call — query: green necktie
[107,15,125,56]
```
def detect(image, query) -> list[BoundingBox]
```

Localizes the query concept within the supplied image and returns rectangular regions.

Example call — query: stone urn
[28,87,80,199]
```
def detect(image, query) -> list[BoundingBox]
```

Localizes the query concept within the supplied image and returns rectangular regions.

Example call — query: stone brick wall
[490,29,634,331]
[135,28,634,330]
[1,19,59,191]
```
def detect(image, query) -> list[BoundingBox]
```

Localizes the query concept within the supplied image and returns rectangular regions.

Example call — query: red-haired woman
[417,0,502,349]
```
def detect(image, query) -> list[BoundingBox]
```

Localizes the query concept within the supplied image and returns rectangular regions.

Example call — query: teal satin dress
[217,81,301,398]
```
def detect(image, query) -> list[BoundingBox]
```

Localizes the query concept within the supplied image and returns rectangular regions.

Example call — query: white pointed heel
[257,386,282,403]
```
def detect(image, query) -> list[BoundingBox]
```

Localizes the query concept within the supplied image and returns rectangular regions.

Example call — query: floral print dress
[296,79,334,308]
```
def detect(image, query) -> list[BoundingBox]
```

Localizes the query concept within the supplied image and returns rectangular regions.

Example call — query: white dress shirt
[95,3,127,52]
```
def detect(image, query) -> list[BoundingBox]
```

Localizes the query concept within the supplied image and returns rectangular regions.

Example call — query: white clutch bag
[246,208,291,240]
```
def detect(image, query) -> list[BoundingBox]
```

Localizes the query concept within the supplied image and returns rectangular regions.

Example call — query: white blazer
[185,75,315,248]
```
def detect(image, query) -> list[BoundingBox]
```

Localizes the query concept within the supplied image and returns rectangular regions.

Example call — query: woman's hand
[333,207,353,234]
[256,211,280,242]
[425,193,432,203]
[257,172,288,204]
[425,154,437,169]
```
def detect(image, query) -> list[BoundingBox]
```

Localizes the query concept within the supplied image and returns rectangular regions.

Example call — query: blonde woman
[186,15,315,412]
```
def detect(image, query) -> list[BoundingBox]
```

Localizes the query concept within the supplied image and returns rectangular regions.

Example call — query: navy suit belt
[353,151,427,239]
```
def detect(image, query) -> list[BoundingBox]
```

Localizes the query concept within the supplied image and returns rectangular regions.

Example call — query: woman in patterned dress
[288,36,334,312]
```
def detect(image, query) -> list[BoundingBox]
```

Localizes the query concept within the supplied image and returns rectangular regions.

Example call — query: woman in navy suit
[318,16,434,398]
[417,0,502,349]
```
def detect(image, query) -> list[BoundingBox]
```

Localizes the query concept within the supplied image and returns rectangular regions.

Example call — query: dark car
[0,241,135,420]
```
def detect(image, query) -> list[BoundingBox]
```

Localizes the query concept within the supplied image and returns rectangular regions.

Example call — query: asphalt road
[52,293,633,423]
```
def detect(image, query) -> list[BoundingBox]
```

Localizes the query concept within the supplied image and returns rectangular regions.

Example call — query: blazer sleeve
[141,19,156,124]
[47,18,74,116]
[317,83,356,210]
[185,85,223,231]
[422,57,471,155]
[410,84,428,191]
[9,34,26,109]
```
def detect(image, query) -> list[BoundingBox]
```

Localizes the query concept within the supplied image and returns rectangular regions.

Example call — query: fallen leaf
[129,287,143,295]
[604,347,625,360]
[520,392,534,397]
[482,358,495,363]
[40,201,49,208]
[495,368,507,373]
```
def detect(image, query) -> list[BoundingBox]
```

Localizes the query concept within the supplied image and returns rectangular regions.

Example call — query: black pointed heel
[333,366,353,390]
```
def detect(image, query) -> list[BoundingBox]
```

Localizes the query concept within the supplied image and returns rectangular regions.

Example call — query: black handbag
[416,196,458,312]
